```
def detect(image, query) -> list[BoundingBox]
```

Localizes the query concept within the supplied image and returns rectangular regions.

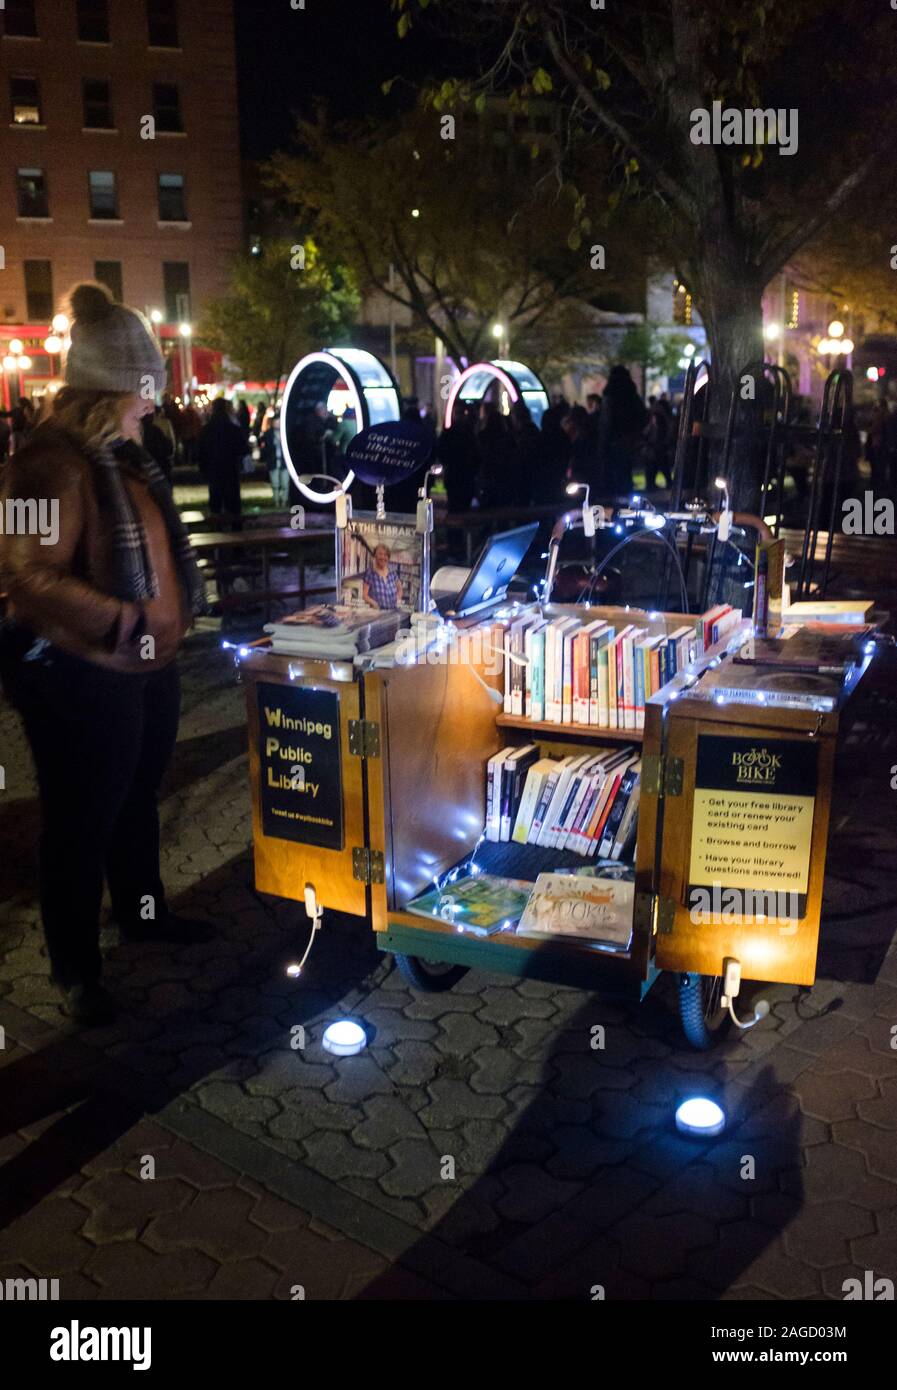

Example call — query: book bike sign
[687,734,819,921]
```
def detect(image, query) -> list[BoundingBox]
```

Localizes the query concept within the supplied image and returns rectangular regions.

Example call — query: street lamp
[150,309,163,324]
[44,334,62,355]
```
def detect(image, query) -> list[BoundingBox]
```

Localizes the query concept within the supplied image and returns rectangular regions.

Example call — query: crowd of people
[436,367,677,517]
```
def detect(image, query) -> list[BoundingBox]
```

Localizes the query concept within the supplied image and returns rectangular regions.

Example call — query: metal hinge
[352,847,385,884]
[635,891,677,937]
[348,719,381,758]
[642,754,683,797]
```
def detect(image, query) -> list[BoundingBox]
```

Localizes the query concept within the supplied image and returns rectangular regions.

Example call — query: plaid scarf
[89,437,207,615]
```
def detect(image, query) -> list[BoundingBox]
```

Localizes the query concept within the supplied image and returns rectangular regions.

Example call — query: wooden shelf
[496,714,644,743]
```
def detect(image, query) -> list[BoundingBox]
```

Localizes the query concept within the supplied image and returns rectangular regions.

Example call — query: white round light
[51,313,70,334]
[827,320,844,339]
[322,1020,367,1057]
[17,355,32,370]
[43,335,62,354]
[9,339,23,356]
[764,321,781,340]
[150,309,163,324]
[675,1097,726,1137]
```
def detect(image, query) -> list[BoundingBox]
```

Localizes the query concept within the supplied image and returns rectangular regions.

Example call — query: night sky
[234,0,447,159]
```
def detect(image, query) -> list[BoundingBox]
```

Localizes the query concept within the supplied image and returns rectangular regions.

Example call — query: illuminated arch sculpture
[279,347,402,504]
[443,359,550,430]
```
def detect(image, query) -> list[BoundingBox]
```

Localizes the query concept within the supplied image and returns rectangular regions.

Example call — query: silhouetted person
[597,365,648,496]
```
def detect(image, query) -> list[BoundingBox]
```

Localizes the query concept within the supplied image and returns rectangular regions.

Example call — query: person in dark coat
[141,407,175,484]
[534,396,571,505]
[561,405,599,492]
[596,365,648,496]
[196,398,246,526]
[508,400,540,506]
[476,403,515,509]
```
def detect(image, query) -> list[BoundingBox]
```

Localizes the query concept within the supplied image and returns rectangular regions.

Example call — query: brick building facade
[0,0,242,399]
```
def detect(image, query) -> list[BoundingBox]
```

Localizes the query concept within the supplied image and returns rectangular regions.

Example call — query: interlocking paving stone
[78,1171,195,1243]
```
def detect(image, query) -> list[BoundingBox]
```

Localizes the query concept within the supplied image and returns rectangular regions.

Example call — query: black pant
[1,645,180,987]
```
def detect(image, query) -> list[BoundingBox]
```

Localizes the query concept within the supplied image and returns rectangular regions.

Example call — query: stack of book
[486,745,641,860]
[264,604,404,658]
[503,606,742,731]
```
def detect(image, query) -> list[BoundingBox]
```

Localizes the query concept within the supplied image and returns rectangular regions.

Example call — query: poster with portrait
[337,512,425,614]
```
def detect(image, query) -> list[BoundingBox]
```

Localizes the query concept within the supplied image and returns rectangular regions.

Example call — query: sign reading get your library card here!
[688,734,818,918]
[257,682,343,850]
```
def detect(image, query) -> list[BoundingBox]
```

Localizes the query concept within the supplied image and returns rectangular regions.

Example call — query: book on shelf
[711,665,841,711]
[516,873,634,948]
[264,604,403,656]
[406,873,533,935]
[490,743,641,860]
[783,599,873,626]
[500,606,743,732]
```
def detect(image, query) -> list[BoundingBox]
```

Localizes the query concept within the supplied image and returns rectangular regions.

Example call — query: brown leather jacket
[0,423,188,672]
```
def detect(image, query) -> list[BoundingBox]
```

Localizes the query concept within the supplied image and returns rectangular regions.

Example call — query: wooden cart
[236,604,873,1048]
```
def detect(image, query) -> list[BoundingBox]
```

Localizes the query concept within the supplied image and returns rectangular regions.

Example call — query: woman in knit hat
[0,282,211,1025]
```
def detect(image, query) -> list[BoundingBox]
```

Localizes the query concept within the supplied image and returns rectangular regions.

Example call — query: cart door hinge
[643,754,683,797]
[348,719,381,758]
[352,847,385,884]
[636,891,677,936]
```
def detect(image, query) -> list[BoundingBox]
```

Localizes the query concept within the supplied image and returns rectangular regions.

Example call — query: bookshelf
[497,713,644,743]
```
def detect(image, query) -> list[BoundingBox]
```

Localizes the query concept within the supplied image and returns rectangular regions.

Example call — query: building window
[24,260,53,320]
[77,0,110,43]
[83,78,113,129]
[162,261,190,322]
[17,166,48,217]
[95,260,123,301]
[10,76,41,124]
[88,170,118,219]
[153,82,182,133]
[3,1,38,39]
[158,172,186,222]
[147,0,179,48]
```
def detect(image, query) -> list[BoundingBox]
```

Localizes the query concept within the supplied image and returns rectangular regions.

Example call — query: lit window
[10,76,41,124]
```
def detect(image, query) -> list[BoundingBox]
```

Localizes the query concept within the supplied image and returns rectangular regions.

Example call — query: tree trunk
[689,259,765,510]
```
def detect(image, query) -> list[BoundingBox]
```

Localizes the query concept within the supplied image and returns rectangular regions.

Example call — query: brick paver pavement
[1,624,895,1300]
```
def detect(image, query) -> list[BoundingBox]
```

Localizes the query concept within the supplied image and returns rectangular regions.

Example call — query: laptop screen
[450,522,539,615]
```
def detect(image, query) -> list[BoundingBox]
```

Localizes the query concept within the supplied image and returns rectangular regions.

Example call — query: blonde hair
[50,387,131,448]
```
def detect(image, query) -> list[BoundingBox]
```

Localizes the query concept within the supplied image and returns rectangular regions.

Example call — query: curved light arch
[443,358,549,430]
[279,348,401,504]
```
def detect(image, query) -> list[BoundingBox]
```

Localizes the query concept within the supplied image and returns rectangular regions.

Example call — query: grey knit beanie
[65,282,166,395]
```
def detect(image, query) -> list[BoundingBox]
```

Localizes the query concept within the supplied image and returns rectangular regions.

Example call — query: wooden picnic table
[189,526,335,621]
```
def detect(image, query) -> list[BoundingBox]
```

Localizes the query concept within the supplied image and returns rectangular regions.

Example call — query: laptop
[433,522,539,618]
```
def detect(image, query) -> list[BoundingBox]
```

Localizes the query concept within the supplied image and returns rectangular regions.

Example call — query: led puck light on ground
[675,1097,726,1138]
[322,1020,367,1057]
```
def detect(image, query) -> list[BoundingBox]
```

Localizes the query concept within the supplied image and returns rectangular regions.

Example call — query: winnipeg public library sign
[690,102,798,157]
[0,497,59,545]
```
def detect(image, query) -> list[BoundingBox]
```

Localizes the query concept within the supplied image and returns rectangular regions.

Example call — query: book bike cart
[236,361,882,1050]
